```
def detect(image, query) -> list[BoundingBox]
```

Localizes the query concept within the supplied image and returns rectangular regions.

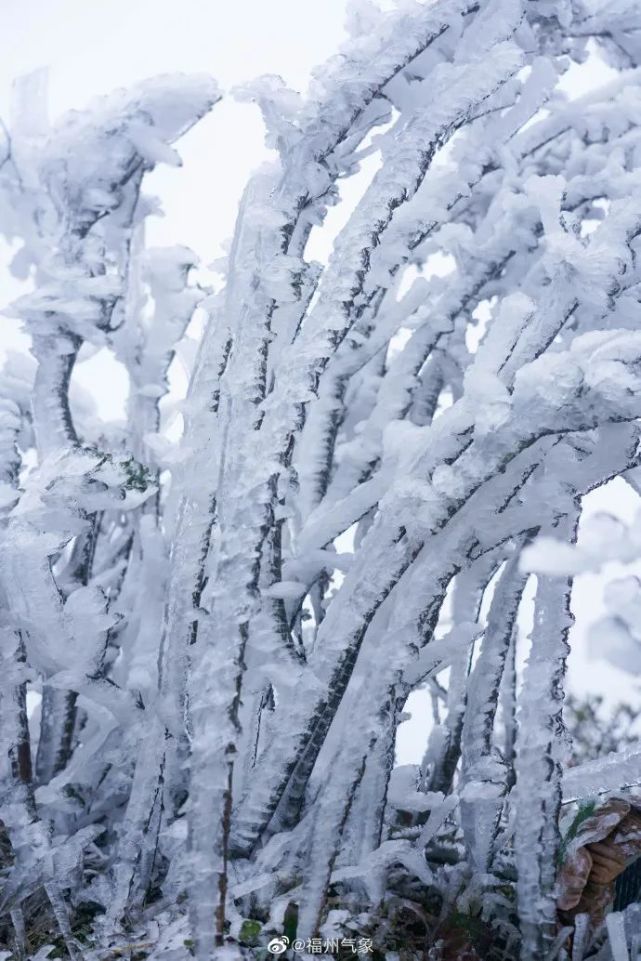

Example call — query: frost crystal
[3,3,641,959]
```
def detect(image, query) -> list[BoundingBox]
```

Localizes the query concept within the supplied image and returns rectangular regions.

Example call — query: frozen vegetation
[4,1,641,958]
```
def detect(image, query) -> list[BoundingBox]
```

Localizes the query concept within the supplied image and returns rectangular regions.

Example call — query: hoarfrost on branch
[3,1,641,958]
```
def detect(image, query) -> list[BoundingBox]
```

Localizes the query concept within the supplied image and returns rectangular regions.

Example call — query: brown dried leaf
[558,848,593,911]
[571,798,630,849]
[557,796,641,938]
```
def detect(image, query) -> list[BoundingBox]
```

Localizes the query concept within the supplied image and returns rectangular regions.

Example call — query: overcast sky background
[1,0,639,763]
[0,0,350,260]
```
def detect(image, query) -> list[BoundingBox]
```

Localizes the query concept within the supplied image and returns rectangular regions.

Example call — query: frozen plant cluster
[3,1,641,959]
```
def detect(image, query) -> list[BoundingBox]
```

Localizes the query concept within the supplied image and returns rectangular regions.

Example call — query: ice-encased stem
[514,521,576,959]
[459,551,527,870]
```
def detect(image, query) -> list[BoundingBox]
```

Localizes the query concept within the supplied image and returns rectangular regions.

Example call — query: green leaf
[558,800,597,865]
[239,919,262,946]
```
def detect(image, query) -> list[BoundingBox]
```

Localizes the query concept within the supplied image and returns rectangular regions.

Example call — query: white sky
[0,0,349,262]
[2,1,639,764]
